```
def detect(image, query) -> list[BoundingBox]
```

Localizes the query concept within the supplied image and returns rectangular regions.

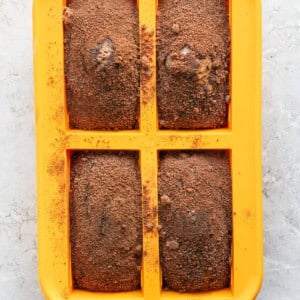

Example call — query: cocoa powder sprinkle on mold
[140,25,155,104]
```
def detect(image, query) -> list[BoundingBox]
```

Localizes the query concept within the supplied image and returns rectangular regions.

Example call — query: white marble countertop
[0,0,299,299]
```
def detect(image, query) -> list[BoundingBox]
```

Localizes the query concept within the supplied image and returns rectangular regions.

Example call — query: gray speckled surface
[257,0,300,299]
[0,0,299,299]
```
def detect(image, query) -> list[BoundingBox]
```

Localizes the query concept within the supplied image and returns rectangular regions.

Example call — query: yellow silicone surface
[33,0,262,299]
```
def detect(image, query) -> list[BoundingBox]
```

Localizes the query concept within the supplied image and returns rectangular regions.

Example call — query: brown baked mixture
[64,0,139,130]
[158,151,232,292]
[157,0,230,129]
[70,152,142,291]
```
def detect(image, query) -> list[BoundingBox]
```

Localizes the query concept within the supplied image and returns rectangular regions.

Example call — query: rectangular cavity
[64,0,140,130]
[157,0,230,129]
[158,151,232,292]
[70,151,142,292]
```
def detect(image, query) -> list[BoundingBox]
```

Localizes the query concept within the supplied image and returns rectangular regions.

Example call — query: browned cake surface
[157,0,230,129]
[64,0,139,130]
[70,152,142,291]
[158,151,232,292]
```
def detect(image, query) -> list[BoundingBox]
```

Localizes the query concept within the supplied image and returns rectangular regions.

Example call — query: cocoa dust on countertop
[158,151,232,292]
[157,0,230,129]
[64,0,139,130]
[70,152,142,292]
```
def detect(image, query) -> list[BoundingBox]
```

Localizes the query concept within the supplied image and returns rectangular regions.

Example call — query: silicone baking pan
[33,0,262,299]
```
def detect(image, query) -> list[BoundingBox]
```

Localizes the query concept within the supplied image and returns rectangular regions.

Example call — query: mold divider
[139,0,158,133]
[65,130,233,150]
[140,149,161,299]
[138,0,161,299]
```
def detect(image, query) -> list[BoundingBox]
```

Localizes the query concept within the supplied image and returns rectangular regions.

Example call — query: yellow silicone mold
[33,0,262,299]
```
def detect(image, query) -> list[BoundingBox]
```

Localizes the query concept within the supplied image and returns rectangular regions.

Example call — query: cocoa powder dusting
[64,0,139,130]
[157,0,230,129]
[70,152,142,291]
[159,151,232,292]
[140,25,155,104]
[142,184,158,233]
